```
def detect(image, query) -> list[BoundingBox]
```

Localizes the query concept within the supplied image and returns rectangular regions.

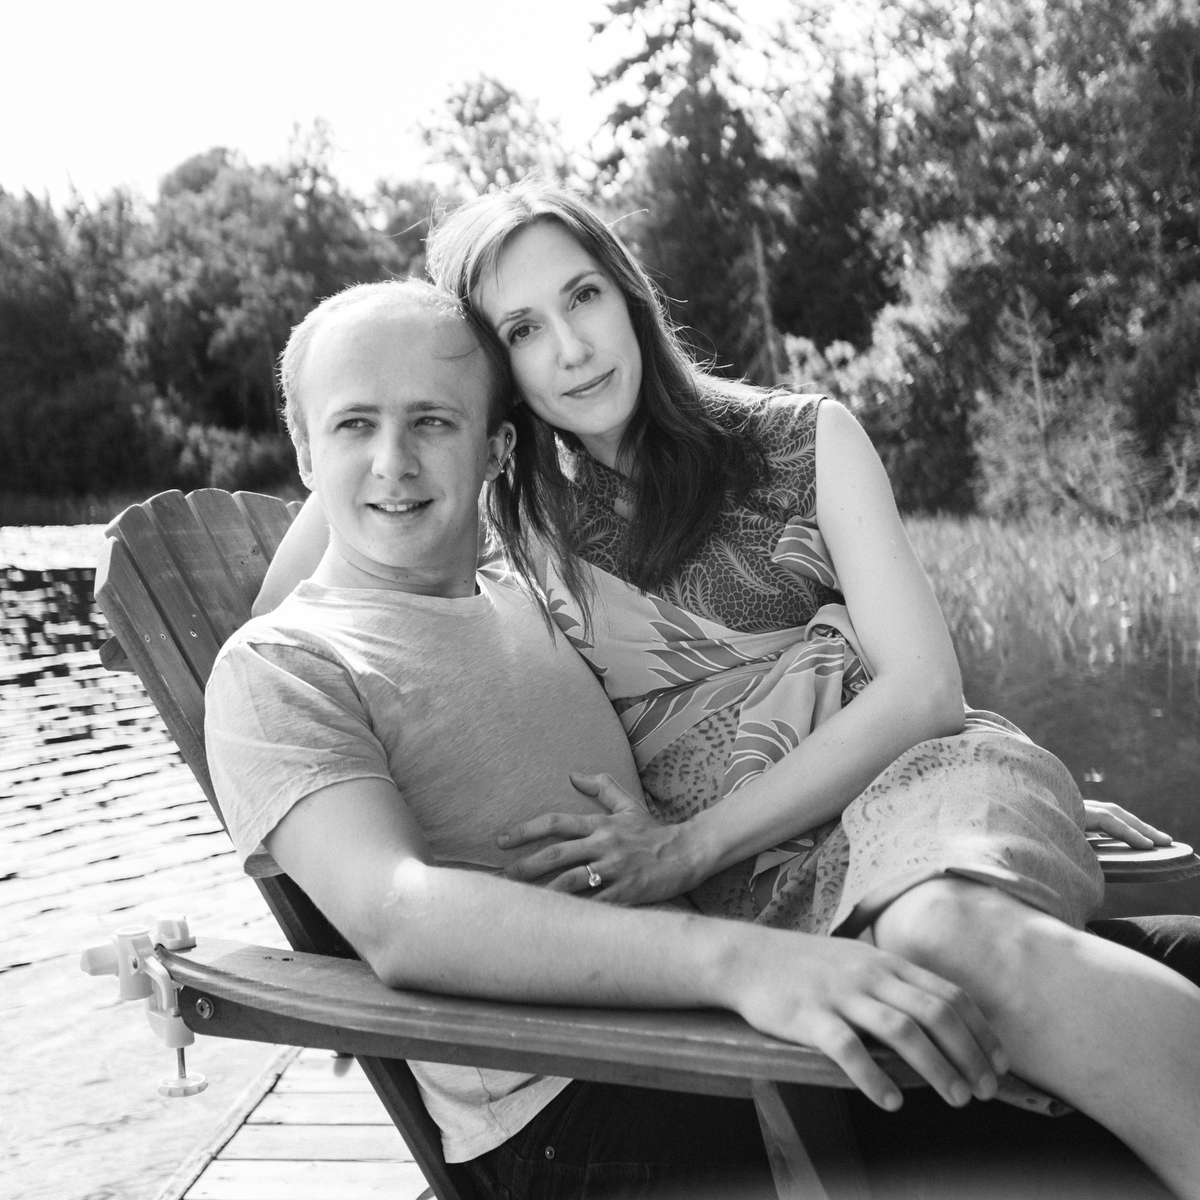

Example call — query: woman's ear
[484,421,517,481]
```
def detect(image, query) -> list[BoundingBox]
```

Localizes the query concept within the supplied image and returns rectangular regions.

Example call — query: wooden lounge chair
[93,487,1200,1200]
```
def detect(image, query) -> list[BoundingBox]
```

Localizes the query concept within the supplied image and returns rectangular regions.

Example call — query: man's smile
[369,499,433,515]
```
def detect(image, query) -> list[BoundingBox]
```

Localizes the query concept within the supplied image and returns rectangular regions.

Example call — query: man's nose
[372,432,419,478]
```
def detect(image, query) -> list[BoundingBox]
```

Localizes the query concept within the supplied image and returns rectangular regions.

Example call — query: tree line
[4,0,1200,521]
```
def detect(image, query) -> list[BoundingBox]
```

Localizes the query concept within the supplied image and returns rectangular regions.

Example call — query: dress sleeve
[205,636,395,875]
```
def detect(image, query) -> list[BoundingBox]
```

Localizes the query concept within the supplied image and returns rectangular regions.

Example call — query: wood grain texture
[220,1124,412,1161]
[235,490,298,564]
[183,1158,429,1200]
[94,536,216,809]
[169,938,925,1093]
[248,1092,393,1124]
[148,489,251,648]
[1089,833,1200,882]
[186,488,272,611]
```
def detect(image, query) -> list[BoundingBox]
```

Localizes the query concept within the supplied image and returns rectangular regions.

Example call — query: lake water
[1,526,1197,1199]
[0,528,284,1200]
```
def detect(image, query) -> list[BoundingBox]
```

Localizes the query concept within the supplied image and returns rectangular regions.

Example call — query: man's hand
[725,928,1008,1113]
[1084,799,1172,849]
[497,773,701,904]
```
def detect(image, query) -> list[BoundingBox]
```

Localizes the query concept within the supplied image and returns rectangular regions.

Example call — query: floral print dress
[546,395,1104,936]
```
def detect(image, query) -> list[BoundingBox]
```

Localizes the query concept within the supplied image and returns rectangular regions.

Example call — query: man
[205,280,1008,1196]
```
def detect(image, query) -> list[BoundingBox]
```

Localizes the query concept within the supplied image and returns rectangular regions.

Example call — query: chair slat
[235,490,297,562]
[107,501,225,687]
[187,489,271,611]
[146,490,251,646]
[94,536,219,817]
[286,499,305,520]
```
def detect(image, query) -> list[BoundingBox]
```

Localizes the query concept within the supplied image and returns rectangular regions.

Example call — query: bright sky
[0,0,617,205]
[0,0,805,208]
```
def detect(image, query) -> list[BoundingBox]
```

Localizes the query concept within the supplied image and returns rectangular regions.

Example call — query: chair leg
[752,1080,870,1200]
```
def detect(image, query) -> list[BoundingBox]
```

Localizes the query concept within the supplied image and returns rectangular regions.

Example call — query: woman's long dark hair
[427,180,767,614]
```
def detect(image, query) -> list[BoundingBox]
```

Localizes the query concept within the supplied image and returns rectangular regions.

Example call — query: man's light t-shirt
[205,569,645,1162]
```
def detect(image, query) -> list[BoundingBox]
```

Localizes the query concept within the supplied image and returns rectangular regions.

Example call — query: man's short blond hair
[278,279,511,445]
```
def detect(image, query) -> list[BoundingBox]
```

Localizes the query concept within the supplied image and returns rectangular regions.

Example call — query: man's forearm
[367,859,744,1011]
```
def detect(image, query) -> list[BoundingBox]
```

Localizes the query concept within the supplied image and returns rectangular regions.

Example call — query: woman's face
[474,221,643,470]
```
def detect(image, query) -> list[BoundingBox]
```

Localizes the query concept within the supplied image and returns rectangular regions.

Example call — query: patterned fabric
[549,393,1105,934]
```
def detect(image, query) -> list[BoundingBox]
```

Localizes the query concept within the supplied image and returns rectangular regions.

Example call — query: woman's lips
[563,369,614,398]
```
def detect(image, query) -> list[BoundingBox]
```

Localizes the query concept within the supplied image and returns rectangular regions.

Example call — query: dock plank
[183,1159,428,1199]
[248,1092,392,1125]
[221,1123,413,1161]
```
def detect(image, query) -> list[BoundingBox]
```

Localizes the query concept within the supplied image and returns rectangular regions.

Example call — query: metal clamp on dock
[80,916,208,1097]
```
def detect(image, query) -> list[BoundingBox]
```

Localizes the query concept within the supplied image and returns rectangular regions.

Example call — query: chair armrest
[1090,834,1200,883]
[163,938,924,1097]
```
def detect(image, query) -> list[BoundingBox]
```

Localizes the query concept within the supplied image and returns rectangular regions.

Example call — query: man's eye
[337,418,370,430]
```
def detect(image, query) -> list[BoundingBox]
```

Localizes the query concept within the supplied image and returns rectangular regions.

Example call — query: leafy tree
[769,70,899,351]
[596,0,788,380]
[418,76,580,197]
[370,178,448,279]
[137,132,399,432]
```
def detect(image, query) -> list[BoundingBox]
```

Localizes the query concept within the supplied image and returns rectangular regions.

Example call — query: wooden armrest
[164,938,925,1097]
[1089,834,1200,883]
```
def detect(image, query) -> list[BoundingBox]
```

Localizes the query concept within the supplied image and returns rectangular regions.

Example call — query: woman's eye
[572,284,600,307]
[507,322,533,345]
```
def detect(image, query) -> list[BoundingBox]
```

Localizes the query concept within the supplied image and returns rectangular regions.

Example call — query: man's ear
[484,421,517,482]
[294,437,315,491]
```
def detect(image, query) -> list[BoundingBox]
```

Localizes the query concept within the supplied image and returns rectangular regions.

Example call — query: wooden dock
[158,1048,432,1200]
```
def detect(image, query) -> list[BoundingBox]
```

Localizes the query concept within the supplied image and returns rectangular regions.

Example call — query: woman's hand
[1084,799,1172,849]
[497,773,704,905]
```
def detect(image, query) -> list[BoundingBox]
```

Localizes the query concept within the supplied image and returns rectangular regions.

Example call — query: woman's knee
[872,878,1069,991]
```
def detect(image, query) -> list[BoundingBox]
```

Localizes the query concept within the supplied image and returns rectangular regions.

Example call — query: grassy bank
[0,482,308,527]
[907,516,1200,672]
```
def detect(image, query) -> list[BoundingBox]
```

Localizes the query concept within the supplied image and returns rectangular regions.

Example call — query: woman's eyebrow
[559,269,603,296]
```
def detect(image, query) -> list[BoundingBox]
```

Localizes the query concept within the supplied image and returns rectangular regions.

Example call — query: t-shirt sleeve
[205,635,395,877]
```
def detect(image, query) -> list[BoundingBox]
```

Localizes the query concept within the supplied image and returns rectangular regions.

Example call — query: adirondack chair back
[95,487,483,1200]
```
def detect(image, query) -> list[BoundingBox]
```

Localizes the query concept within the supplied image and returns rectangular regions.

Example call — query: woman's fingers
[544,865,606,894]
[1084,800,1171,846]
[1094,812,1155,848]
[497,812,595,851]
[569,772,645,813]
[504,835,597,881]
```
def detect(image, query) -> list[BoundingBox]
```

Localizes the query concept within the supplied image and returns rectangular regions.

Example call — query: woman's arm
[502,400,966,902]
[253,492,330,616]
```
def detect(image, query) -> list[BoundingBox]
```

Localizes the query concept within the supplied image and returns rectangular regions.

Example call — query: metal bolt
[195,997,214,1019]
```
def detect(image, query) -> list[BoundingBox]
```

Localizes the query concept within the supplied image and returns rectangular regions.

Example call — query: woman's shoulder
[736,392,828,518]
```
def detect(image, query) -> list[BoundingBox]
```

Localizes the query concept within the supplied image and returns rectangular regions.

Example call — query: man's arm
[266,777,1008,1113]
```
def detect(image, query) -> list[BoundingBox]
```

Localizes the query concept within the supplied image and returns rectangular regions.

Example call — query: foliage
[906,513,1200,673]
[137,131,401,433]
[417,76,582,197]
[8,2,1200,511]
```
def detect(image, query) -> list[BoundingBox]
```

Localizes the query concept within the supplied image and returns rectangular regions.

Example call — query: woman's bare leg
[871,878,1200,1198]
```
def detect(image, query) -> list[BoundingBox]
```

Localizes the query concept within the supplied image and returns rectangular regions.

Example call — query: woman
[260,181,1200,1195]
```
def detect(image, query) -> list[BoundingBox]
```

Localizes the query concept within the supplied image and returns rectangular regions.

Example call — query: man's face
[295,305,513,597]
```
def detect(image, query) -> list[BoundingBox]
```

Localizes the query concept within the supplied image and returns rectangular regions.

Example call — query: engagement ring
[586,865,602,888]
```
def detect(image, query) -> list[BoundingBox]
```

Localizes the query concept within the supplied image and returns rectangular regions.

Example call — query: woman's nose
[553,319,592,368]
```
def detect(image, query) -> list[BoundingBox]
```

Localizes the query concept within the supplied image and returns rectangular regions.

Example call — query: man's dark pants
[465,914,1199,1199]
